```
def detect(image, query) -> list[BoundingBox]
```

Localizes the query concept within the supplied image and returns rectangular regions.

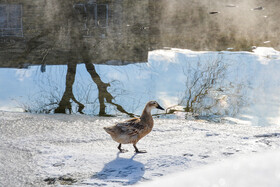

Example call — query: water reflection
[83,63,134,117]
[1,1,280,125]
[3,49,280,126]
[54,62,85,114]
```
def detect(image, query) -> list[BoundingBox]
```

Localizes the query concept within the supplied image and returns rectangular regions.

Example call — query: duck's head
[147,101,165,111]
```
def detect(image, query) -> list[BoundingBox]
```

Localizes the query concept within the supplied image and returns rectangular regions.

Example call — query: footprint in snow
[199,155,210,159]
[223,152,234,156]
[183,153,194,157]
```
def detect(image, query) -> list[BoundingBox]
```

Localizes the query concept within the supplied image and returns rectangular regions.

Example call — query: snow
[1,47,280,186]
[1,111,280,186]
[253,47,280,60]
[137,151,280,187]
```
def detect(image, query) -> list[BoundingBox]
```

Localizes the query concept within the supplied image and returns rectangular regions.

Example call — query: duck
[104,101,165,153]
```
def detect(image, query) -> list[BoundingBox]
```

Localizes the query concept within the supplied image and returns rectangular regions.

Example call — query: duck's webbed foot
[136,150,147,153]
[118,144,128,153]
[133,144,147,154]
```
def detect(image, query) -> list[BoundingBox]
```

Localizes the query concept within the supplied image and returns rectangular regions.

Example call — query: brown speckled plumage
[104,101,164,153]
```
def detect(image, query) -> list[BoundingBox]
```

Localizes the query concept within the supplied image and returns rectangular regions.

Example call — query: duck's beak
[156,104,165,110]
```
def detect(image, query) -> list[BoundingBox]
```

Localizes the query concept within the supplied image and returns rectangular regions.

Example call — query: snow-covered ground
[137,151,280,187]
[1,111,280,186]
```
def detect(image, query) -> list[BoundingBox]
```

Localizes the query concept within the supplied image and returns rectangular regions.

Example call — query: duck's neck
[140,105,153,122]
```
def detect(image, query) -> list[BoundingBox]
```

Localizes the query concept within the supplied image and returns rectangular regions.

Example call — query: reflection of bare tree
[54,62,85,114]
[85,63,134,117]
[24,30,52,55]
[17,1,136,116]
[178,55,248,119]
[180,56,228,115]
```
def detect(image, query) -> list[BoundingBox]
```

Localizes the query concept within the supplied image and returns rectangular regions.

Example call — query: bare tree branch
[84,62,134,117]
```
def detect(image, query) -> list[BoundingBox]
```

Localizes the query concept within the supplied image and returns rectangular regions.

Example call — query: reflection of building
[0,4,23,37]
[74,3,109,33]
[0,0,155,68]
[2,0,276,68]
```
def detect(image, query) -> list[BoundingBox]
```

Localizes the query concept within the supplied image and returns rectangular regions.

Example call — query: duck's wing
[116,117,140,126]
[116,118,144,136]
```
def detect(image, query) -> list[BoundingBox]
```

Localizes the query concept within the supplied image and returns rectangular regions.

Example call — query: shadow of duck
[92,153,145,185]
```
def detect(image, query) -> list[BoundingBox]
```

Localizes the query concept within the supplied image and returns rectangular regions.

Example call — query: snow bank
[137,151,280,187]
[253,47,280,60]
[1,111,280,186]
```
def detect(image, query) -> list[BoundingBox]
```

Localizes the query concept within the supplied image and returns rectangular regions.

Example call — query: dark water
[1,0,280,124]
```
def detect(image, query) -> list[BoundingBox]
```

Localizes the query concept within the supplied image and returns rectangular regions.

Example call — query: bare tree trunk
[84,62,134,117]
[54,62,85,114]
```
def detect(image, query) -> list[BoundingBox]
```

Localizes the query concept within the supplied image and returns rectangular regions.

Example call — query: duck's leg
[133,144,147,153]
[118,143,128,153]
